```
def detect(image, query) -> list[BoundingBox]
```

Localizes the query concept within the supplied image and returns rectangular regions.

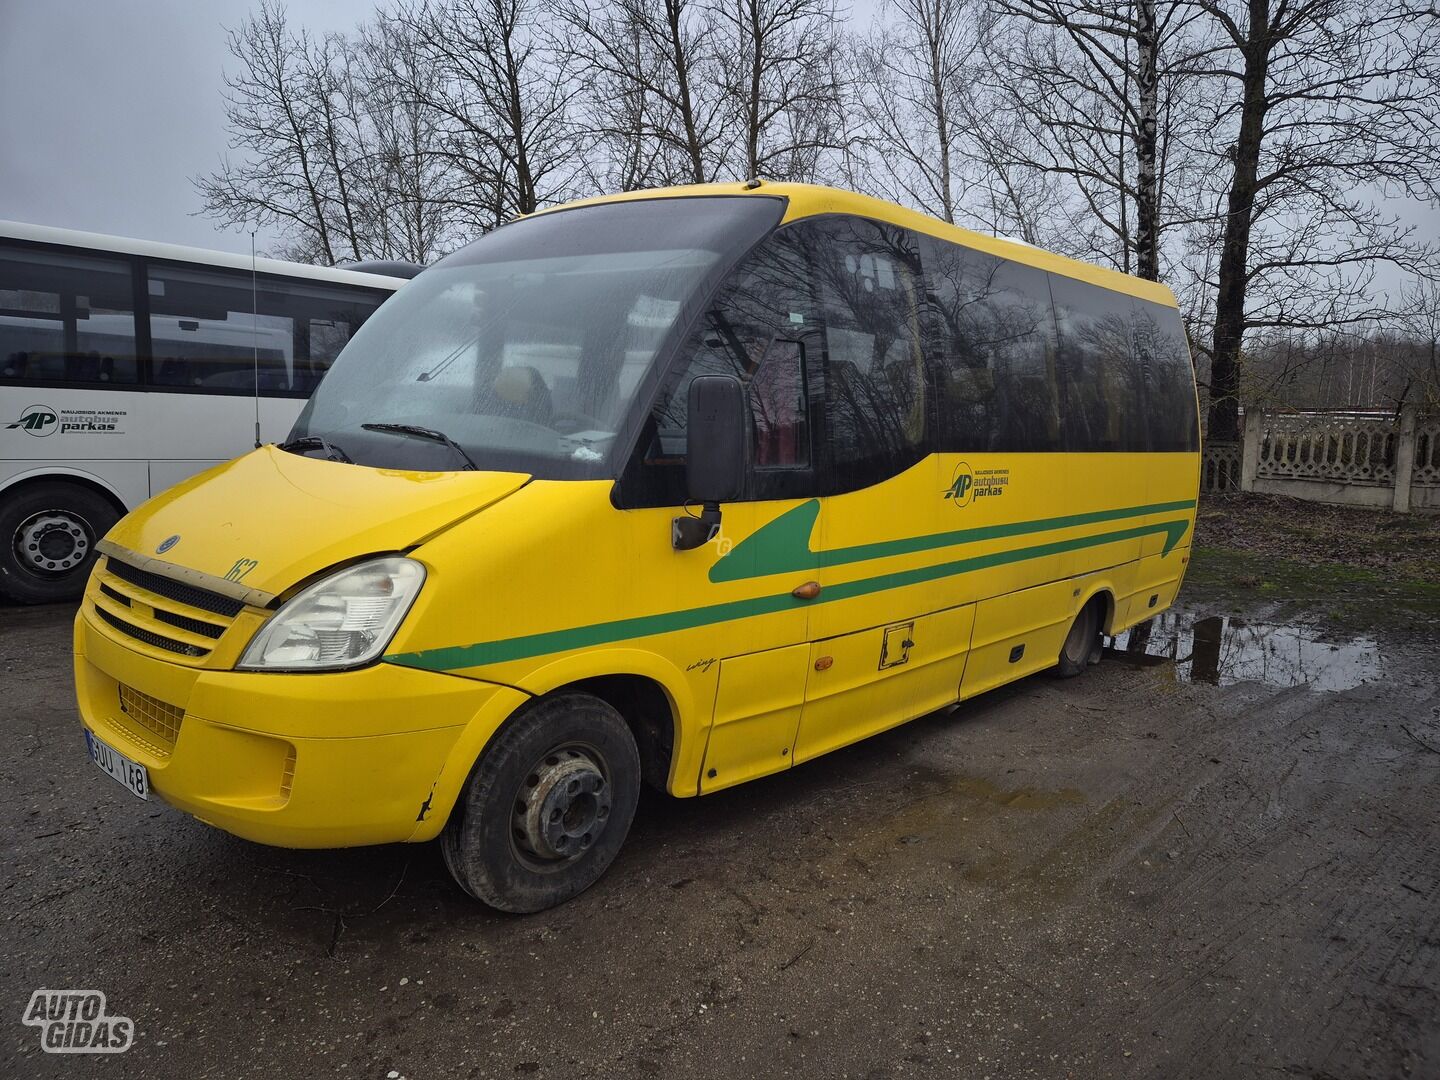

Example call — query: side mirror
[673,374,746,550]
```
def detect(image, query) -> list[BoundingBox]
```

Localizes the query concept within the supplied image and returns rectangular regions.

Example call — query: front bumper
[73,609,514,848]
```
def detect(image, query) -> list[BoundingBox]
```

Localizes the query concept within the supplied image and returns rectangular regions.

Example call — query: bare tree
[1189,0,1440,440]
[851,0,980,224]
[979,1,1209,279]
[391,0,582,232]
[1399,276,1440,412]
[715,0,848,181]
[196,1,463,263]
[195,1,355,263]
[557,0,732,184]
[346,17,456,262]
[564,13,685,190]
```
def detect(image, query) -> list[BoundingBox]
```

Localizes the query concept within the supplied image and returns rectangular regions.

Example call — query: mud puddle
[1107,609,1383,691]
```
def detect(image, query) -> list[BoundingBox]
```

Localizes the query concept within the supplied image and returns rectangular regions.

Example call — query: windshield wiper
[278,434,353,463]
[361,423,478,470]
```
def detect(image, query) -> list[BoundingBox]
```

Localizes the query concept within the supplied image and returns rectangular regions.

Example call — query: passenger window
[147,265,384,395]
[629,227,817,503]
[0,244,139,385]
[920,236,1058,452]
[1049,274,1147,452]
[811,218,928,491]
[1131,300,1199,451]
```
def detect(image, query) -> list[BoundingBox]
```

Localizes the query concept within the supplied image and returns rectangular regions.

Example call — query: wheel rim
[1063,608,1093,664]
[512,745,612,865]
[14,509,92,575]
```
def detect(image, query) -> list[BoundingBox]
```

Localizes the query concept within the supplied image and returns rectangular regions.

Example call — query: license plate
[84,730,149,800]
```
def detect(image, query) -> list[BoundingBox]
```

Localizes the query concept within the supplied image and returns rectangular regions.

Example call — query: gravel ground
[3,558,1438,1079]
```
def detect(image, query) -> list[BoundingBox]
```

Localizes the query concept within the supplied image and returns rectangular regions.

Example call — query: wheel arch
[409,650,696,842]
[1076,583,1117,635]
[0,467,131,517]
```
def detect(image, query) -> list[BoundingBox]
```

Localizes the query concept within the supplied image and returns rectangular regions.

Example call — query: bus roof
[527,181,1178,308]
[0,220,410,291]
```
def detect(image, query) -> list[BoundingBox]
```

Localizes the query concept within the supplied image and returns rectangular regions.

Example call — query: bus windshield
[291,196,785,476]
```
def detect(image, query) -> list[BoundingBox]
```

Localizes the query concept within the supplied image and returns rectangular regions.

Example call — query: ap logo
[943,461,975,508]
[6,403,58,437]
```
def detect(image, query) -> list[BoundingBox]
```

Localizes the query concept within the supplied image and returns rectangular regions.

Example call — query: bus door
[659,227,820,793]
[792,217,972,765]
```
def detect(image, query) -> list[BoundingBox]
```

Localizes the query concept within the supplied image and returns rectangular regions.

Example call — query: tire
[0,481,120,605]
[441,692,641,913]
[1055,600,1103,678]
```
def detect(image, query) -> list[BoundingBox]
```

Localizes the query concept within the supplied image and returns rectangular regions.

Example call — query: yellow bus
[73,183,1200,912]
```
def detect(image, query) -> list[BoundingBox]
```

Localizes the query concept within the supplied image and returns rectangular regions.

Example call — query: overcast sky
[1,0,1431,287]
[0,0,361,257]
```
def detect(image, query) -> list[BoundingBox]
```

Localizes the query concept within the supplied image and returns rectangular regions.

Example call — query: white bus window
[146,266,383,396]
[148,265,294,393]
[0,244,139,384]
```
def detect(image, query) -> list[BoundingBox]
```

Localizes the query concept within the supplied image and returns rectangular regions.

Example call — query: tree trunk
[502,30,536,215]
[746,0,762,177]
[925,1,954,223]
[667,0,707,183]
[1133,0,1160,282]
[1207,0,1270,443]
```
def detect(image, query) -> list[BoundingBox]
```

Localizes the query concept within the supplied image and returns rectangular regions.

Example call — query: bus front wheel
[0,481,119,605]
[441,692,641,913]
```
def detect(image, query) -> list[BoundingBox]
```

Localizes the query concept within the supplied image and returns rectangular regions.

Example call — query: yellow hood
[101,446,528,600]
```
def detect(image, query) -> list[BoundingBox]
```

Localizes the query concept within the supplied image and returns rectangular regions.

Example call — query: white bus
[0,222,411,603]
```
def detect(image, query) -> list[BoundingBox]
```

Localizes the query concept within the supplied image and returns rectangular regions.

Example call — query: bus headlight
[238,557,426,671]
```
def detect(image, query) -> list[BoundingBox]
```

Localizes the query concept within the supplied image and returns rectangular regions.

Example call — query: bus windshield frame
[290,195,787,479]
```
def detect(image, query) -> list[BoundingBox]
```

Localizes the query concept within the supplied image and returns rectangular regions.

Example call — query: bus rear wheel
[0,482,118,605]
[441,692,641,913]
[1055,600,1103,678]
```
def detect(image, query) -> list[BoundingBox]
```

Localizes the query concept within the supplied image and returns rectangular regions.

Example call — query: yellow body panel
[102,445,527,603]
[72,182,1200,851]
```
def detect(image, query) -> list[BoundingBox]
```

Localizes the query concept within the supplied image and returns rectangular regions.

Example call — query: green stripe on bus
[383,514,1191,672]
[709,497,1198,582]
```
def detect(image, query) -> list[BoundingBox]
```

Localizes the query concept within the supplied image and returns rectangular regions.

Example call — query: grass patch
[1186,544,1440,631]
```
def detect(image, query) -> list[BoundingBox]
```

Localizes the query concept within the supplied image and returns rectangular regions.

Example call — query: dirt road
[4,568,1438,1078]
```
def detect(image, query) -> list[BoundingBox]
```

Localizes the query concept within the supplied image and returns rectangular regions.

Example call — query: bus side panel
[1138,452,1202,560]
[393,481,815,798]
[0,458,147,511]
[960,579,1077,700]
[1121,548,1192,632]
[0,386,305,497]
[794,602,974,765]
[699,643,809,793]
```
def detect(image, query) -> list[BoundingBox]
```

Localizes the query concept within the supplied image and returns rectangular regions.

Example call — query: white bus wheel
[0,482,119,605]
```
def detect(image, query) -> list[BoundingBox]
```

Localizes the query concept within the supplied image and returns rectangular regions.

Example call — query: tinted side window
[1049,273,1148,452]
[0,244,139,385]
[1132,300,1199,451]
[921,236,1059,452]
[625,225,817,505]
[147,264,385,396]
[811,218,929,492]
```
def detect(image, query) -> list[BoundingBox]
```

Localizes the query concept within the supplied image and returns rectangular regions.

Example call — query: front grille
[105,558,245,618]
[96,607,209,658]
[115,685,185,756]
[92,555,246,663]
[99,583,130,606]
[153,608,226,639]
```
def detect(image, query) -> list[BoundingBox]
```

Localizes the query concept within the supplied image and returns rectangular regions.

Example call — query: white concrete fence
[1201,406,1440,513]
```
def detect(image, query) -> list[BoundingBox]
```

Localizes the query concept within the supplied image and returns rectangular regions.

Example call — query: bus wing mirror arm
[673,375,746,552]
